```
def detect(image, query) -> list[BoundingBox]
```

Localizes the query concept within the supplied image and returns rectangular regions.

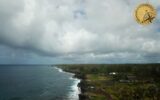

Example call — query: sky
[0,0,160,64]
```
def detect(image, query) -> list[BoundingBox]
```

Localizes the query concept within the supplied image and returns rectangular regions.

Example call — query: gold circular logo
[135,3,156,25]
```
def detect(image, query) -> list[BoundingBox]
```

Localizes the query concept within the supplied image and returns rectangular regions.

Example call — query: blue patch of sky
[73,0,86,19]
[74,10,86,19]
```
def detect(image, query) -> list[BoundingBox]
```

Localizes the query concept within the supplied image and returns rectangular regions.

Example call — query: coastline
[54,67,81,100]
[55,64,160,100]
[56,66,87,100]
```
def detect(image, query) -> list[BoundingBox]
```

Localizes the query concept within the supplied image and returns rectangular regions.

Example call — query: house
[109,72,117,75]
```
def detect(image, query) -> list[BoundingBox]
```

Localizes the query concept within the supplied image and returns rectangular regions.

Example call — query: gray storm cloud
[0,0,160,63]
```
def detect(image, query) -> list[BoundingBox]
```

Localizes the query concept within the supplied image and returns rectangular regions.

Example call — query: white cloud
[0,0,160,63]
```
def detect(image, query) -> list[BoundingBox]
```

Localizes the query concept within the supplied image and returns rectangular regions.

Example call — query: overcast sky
[0,0,160,64]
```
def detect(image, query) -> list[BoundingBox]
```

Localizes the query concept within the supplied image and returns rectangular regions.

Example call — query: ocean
[0,65,80,100]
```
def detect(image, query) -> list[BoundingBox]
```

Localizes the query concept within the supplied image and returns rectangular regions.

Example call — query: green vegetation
[58,64,160,100]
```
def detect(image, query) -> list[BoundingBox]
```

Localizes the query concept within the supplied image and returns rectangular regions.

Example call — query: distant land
[58,64,160,100]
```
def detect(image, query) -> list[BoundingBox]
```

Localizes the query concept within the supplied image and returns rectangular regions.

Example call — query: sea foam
[54,67,81,100]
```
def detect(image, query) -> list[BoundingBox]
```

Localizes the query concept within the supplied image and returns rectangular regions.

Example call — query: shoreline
[54,67,81,100]
[56,66,87,100]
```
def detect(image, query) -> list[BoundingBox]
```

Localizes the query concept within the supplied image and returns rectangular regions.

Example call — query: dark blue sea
[0,65,80,100]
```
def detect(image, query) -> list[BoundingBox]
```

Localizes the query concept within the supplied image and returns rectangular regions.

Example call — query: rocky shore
[74,73,88,100]
[60,68,88,100]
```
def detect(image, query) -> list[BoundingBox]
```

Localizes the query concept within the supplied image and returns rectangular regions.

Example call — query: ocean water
[0,65,80,100]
